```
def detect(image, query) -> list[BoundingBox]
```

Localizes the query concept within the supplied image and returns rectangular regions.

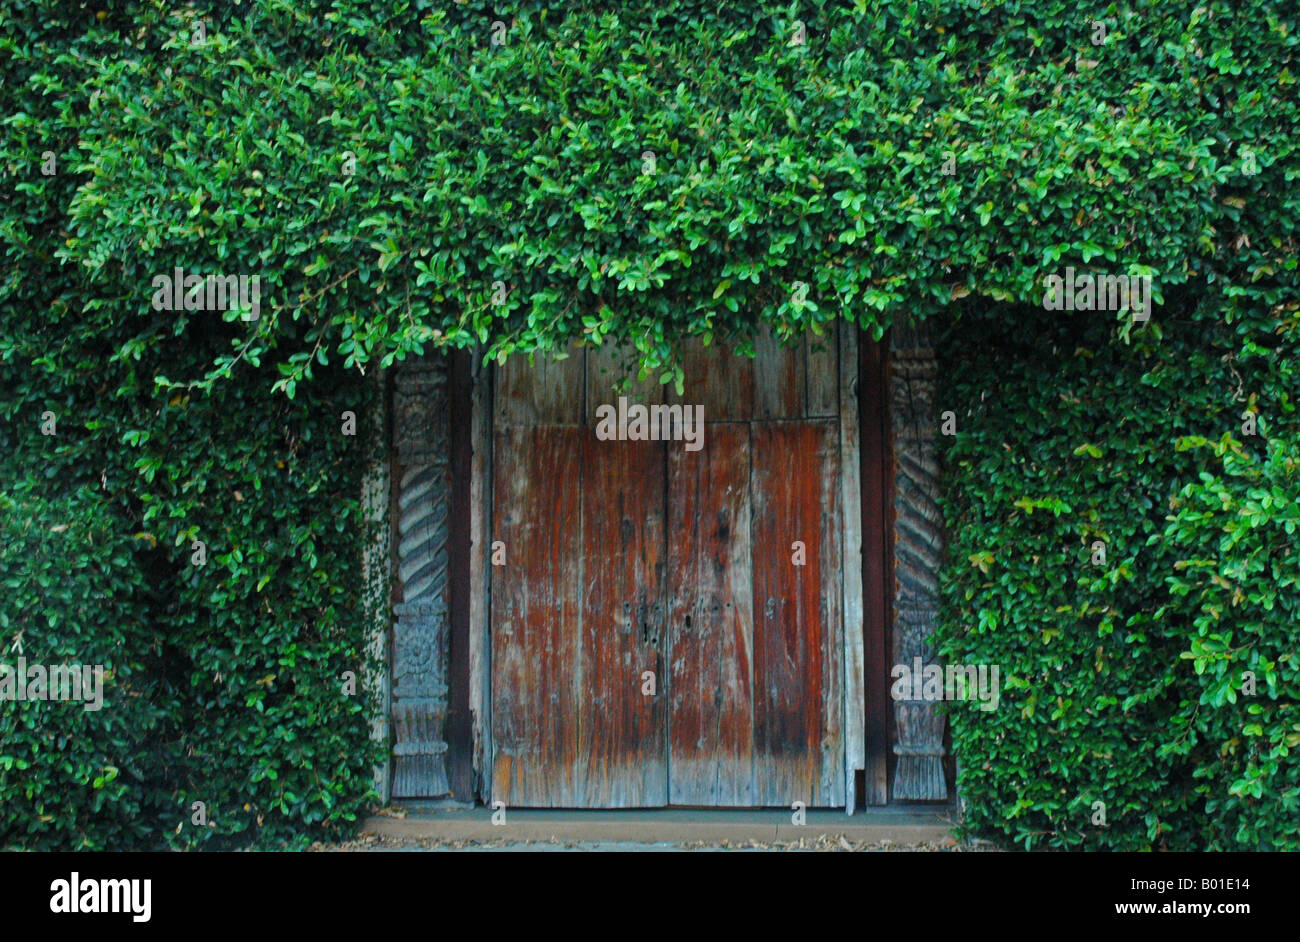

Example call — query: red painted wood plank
[490,426,585,805]
[666,424,756,805]
[750,420,843,806]
[579,435,669,807]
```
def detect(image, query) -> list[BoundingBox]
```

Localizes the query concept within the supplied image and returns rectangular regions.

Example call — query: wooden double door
[489,326,860,808]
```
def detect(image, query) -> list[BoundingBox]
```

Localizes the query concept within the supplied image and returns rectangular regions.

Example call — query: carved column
[890,329,947,800]
[391,355,452,798]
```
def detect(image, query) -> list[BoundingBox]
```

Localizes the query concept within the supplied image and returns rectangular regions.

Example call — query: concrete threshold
[363,805,958,847]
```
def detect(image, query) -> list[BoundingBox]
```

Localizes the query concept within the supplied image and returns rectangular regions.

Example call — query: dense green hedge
[0,484,169,847]
[938,296,1298,850]
[0,315,380,850]
[1,0,1296,847]
[2,3,383,849]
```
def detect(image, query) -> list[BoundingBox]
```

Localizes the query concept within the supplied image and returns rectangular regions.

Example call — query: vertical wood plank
[754,327,806,419]
[669,336,755,422]
[497,346,585,427]
[819,419,845,806]
[469,355,493,802]
[584,343,664,425]
[750,420,844,806]
[579,435,668,807]
[666,424,756,805]
[839,327,867,812]
[806,323,839,418]
[490,426,585,805]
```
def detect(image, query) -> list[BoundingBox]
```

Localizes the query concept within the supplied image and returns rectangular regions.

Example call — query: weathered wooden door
[490,326,856,808]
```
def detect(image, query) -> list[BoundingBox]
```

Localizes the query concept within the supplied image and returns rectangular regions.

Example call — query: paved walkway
[325,806,991,851]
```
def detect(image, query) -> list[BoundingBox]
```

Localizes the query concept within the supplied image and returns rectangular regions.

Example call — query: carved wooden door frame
[384,327,946,809]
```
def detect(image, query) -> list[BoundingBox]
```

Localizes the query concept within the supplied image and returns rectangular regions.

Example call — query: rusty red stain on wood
[667,424,756,805]
[490,426,585,805]
[578,435,668,807]
[750,421,843,806]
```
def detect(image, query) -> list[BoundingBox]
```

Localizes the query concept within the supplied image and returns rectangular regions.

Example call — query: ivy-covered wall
[2,1,384,850]
[937,299,1299,850]
[2,1,1296,848]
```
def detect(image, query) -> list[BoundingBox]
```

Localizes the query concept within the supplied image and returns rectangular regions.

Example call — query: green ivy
[937,296,1299,850]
